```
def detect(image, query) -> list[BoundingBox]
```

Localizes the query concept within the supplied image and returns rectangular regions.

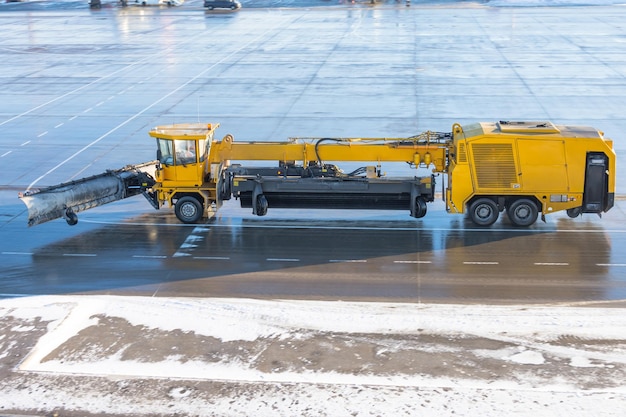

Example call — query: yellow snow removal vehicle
[19,120,615,228]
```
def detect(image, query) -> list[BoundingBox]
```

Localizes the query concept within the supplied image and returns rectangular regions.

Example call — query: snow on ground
[0,295,625,416]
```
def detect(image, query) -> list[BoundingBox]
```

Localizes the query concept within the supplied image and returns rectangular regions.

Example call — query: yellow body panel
[447,121,615,216]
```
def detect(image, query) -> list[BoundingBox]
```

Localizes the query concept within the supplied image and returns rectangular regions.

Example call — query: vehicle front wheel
[506,198,539,227]
[175,196,203,224]
[468,198,499,227]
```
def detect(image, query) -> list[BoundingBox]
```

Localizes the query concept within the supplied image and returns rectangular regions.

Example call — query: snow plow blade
[19,161,158,227]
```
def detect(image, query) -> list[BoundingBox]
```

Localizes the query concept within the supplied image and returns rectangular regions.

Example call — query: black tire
[65,209,78,226]
[216,166,231,203]
[567,207,582,218]
[175,196,203,224]
[255,194,268,216]
[506,198,539,227]
[413,197,427,218]
[207,5,214,9]
[468,198,499,227]
[230,5,236,9]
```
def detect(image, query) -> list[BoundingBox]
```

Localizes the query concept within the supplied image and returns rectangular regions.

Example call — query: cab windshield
[157,138,174,166]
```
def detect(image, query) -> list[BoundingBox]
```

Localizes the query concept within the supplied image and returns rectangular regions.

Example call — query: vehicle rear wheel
[175,196,203,224]
[254,194,268,216]
[468,198,499,226]
[506,198,539,227]
[412,196,427,218]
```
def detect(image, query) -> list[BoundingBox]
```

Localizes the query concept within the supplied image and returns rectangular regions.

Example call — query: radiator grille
[472,143,517,188]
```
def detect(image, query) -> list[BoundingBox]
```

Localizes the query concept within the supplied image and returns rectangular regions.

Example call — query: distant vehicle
[134,0,184,6]
[203,0,241,10]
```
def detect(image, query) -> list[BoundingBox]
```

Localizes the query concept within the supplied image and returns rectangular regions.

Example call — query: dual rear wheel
[506,198,539,227]
[468,197,539,227]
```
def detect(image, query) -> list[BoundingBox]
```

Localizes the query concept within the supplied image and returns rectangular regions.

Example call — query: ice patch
[11,324,35,332]
[570,356,605,368]
[507,350,545,365]
[168,386,193,399]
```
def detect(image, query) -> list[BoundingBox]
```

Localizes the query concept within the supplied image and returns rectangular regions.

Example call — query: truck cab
[150,123,218,185]
[149,123,220,223]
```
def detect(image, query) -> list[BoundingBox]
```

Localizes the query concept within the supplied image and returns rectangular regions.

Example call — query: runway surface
[1,0,626,304]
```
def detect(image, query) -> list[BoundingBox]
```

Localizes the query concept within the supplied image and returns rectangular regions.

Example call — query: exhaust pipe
[19,162,157,227]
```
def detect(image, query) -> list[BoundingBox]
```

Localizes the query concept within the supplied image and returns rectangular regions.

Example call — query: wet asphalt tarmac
[1,0,625,304]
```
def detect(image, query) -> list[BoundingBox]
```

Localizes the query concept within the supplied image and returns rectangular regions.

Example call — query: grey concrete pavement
[1,1,626,303]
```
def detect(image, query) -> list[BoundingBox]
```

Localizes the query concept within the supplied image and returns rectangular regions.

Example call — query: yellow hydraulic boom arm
[209,131,451,173]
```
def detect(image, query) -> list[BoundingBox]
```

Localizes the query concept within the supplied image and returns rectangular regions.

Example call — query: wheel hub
[477,205,492,219]
[181,203,197,218]
[515,206,530,219]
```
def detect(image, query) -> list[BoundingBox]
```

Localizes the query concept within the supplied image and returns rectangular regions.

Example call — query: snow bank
[2,295,625,382]
[1,295,625,416]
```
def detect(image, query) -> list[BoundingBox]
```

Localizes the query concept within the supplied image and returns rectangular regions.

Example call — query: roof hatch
[497,121,560,134]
